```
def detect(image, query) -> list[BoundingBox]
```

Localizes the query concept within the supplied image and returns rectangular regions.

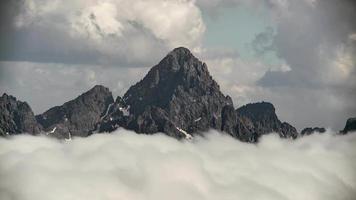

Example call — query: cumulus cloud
[1,0,205,66]
[196,0,356,130]
[0,129,355,200]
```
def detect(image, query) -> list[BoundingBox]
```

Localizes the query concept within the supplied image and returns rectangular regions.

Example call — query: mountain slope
[0,93,41,136]
[99,47,233,138]
[98,47,298,142]
[36,85,114,139]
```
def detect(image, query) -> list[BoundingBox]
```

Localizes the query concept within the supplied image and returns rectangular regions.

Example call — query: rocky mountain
[340,117,356,134]
[1,47,353,142]
[97,47,298,142]
[36,85,114,139]
[300,127,326,136]
[98,47,233,139]
[0,93,41,136]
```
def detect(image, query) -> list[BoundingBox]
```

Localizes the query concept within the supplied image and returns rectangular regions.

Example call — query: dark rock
[236,102,298,140]
[221,105,256,142]
[340,117,356,134]
[301,127,326,136]
[0,93,41,136]
[36,85,114,139]
[98,47,233,139]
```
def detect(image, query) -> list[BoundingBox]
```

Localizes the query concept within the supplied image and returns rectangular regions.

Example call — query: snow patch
[119,105,130,116]
[65,131,72,142]
[101,103,114,120]
[194,117,202,122]
[46,127,57,135]
[176,127,193,140]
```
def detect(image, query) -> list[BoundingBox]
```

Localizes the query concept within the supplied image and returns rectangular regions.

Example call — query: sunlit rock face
[0,94,41,136]
[36,85,114,139]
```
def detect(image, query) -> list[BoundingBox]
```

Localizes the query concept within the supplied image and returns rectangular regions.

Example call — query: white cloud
[11,0,205,65]
[0,129,355,200]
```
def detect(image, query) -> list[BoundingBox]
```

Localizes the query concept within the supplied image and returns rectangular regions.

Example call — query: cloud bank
[1,0,205,66]
[1,129,355,200]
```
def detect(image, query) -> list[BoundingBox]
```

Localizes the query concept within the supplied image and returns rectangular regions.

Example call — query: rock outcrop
[0,93,41,136]
[300,127,326,136]
[36,85,114,139]
[340,117,356,134]
[234,102,298,141]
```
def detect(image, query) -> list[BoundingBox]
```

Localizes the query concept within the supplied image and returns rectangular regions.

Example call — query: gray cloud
[195,0,356,130]
[0,129,355,200]
[0,0,205,66]
[254,0,356,129]
[0,61,150,114]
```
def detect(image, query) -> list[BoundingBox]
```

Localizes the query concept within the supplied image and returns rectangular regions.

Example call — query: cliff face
[0,94,41,136]
[36,85,114,139]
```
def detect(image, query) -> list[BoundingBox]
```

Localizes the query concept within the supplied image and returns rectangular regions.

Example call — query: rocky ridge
[1,47,354,141]
[97,47,298,141]
[35,85,114,139]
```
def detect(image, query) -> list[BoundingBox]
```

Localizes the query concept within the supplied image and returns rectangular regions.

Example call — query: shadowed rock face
[1,47,302,142]
[98,47,233,139]
[36,85,114,139]
[98,47,298,142]
[341,118,356,134]
[235,102,298,141]
[301,127,326,136]
[0,94,41,136]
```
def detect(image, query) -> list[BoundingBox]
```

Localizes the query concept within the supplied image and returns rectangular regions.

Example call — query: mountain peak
[99,47,232,137]
[169,47,193,56]
[36,85,114,138]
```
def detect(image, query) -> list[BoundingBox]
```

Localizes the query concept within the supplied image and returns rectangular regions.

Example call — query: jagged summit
[123,46,228,115]
[99,47,232,138]
[36,85,114,139]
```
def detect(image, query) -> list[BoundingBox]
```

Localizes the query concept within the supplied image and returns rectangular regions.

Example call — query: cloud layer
[1,129,355,200]
[1,0,205,66]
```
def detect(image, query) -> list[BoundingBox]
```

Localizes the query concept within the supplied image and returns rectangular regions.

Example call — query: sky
[0,0,355,131]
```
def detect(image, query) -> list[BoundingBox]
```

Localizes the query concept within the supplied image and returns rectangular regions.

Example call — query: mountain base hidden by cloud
[0,129,355,200]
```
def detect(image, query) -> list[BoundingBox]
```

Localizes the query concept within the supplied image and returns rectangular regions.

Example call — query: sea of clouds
[0,129,355,200]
